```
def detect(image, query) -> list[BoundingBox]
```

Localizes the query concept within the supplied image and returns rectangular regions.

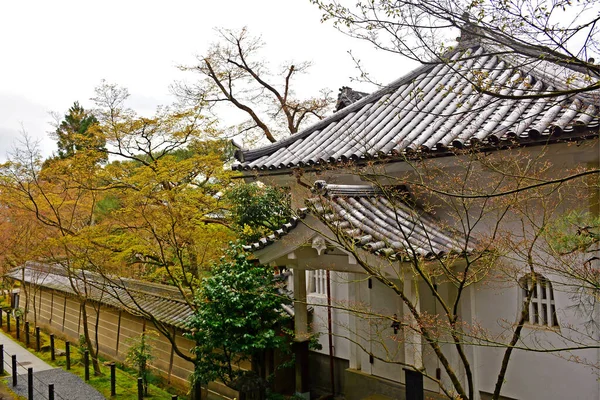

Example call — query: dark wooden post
[84,350,90,381]
[25,322,30,346]
[48,384,55,400]
[294,340,310,395]
[35,326,41,352]
[404,368,424,400]
[0,309,3,327]
[110,362,116,396]
[28,368,34,399]
[137,377,143,400]
[15,316,20,340]
[0,344,3,375]
[171,396,178,400]
[11,355,17,386]
[194,381,202,400]
[65,341,71,370]
[6,310,11,332]
[50,334,55,361]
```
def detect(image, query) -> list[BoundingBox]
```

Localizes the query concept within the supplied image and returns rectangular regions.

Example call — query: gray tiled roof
[243,215,304,252]
[6,262,193,329]
[245,181,473,261]
[233,44,599,172]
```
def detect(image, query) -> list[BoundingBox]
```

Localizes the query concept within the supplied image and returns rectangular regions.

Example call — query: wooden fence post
[84,350,90,381]
[12,355,17,386]
[137,377,143,400]
[35,326,41,352]
[65,341,71,370]
[28,368,34,399]
[110,362,116,396]
[50,334,55,361]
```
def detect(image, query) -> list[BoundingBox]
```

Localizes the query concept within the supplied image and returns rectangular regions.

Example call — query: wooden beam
[115,311,122,355]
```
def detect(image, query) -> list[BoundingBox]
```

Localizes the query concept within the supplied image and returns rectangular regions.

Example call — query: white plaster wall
[308,271,351,360]
[473,276,599,400]
[368,277,406,383]
[430,142,600,399]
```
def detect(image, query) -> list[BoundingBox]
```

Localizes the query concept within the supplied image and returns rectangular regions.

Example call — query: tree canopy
[0,83,239,377]
[225,182,291,242]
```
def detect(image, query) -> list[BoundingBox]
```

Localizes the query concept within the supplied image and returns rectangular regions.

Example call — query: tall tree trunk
[21,275,29,324]
[189,247,200,278]
[92,303,102,375]
[32,286,38,327]
[80,301,101,375]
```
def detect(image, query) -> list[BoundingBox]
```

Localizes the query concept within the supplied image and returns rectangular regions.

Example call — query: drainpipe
[326,270,335,397]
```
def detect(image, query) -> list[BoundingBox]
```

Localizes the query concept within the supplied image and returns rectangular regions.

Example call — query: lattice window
[308,270,328,296]
[520,274,559,327]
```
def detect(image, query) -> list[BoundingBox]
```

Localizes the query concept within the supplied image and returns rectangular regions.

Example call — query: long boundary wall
[21,285,237,399]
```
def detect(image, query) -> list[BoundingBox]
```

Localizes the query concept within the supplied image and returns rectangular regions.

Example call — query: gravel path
[7,368,105,400]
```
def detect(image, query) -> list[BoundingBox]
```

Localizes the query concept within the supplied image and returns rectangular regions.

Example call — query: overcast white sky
[0,0,416,161]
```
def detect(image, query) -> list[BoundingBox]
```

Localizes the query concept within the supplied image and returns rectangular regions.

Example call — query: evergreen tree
[53,102,106,161]
[186,244,292,400]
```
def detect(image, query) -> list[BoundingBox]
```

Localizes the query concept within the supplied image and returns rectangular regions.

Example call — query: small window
[11,292,19,309]
[519,273,558,328]
[308,270,328,296]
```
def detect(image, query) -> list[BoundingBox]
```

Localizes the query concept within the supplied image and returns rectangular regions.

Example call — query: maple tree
[0,134,107,374]
[0,83,237,380]
[87,82,235,284]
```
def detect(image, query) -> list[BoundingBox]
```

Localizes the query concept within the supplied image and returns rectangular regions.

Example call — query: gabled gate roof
[245,181,475,261]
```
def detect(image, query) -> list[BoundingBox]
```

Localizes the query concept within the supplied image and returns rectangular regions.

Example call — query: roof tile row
[233,44,599,172]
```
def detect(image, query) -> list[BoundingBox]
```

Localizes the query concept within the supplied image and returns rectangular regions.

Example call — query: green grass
[36,336,183,399]
[0,378,26,399]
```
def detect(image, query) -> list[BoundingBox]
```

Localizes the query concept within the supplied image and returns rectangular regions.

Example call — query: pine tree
[53,102,106,161]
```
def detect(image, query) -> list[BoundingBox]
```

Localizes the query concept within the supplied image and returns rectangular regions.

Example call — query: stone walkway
[0,330,53,374]
[0,330,104,399]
